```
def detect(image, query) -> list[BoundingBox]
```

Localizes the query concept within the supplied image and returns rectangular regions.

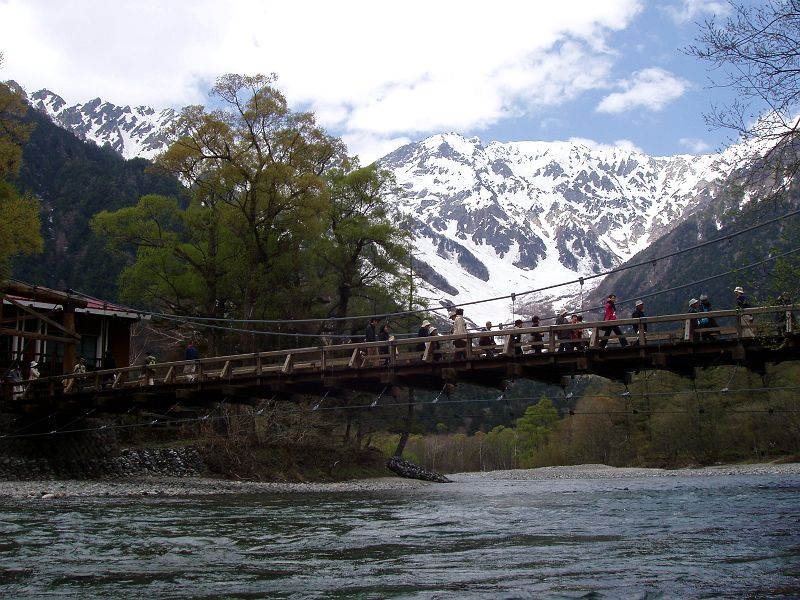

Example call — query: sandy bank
[0,462,797,500]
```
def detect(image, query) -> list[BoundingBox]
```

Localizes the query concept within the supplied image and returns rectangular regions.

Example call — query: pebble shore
[0,462,797,500]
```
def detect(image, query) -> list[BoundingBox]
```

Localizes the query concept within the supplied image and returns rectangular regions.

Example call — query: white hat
[635,299,643,307]
[421,319,431,327]
[689,298,698,305]
[733,286,744,294]
[30,360,38,367]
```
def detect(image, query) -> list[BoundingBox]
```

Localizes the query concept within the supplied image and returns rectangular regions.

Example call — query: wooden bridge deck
[4,306,799,417]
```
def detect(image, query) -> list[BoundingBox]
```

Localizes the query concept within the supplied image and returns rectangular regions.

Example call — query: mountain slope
[380,133,747,323]
[10,108,187,298]
[28,89,178,160]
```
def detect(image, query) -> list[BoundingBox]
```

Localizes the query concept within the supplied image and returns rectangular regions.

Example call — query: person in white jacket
[450,308,467,359]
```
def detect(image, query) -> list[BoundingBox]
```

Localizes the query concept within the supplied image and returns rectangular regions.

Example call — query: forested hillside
[10,108,187,298]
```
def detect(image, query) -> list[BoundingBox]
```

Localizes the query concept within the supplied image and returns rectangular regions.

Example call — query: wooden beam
[0,328,81,344]
[3,297,81,339]
[0,281,88,307]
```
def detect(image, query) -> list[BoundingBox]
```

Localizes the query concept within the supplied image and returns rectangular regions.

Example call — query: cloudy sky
[0,0,745,163]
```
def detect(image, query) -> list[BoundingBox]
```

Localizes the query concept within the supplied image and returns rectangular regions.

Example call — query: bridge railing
[5,304,796,399]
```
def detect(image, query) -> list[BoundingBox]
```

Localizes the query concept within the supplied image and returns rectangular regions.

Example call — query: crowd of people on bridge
[3,285,796,397]
[384,285,794,361]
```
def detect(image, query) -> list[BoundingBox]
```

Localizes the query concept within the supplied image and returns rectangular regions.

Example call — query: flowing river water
[1,466,798,598]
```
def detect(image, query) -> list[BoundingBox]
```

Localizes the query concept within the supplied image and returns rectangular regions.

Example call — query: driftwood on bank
[387,456,451,483]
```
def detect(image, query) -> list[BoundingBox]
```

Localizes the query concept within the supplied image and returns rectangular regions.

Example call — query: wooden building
[1,281,143,378]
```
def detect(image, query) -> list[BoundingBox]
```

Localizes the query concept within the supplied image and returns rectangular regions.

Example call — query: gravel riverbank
[1,461,797,500]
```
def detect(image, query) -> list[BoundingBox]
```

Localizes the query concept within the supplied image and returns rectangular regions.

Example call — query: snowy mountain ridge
[381,133,747,324]
[18,87,752,325]
[28,88,178,160]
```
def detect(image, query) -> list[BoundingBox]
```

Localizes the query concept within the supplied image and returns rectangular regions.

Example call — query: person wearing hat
[687,298,702,340]
[417,319,432,353]
[697,294,718,340]
[734,286,754,337]
[24,360,40,397]
[599,294,628,348]
[555,308,571,352]
[631,300,646,345]
[478,321,496,357]
[450,308,467,359]
[427,326,442,360]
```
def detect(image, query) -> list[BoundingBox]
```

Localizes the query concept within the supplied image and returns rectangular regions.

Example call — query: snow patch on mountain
[381,133,743,326]
[28,89,178,160]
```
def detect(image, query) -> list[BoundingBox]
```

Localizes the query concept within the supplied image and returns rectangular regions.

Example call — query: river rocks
[387,456,451,483]
[0,447,204,480]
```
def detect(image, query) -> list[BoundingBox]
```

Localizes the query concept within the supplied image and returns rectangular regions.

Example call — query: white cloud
[679,137,712,154]
[663,0,731,24]
[0,0,644,162]
[596,67,689,114]
[568,137,644,154]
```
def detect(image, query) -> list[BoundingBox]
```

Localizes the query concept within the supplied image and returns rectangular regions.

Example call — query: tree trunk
[393,388,415,457]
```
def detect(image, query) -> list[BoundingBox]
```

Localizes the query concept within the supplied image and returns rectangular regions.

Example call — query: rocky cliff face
[28,89,178,159]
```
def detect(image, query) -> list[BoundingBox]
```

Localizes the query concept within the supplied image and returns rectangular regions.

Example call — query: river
[1,467,798,598]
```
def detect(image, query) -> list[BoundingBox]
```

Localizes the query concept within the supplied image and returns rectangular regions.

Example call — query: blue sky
[0,0,750,162]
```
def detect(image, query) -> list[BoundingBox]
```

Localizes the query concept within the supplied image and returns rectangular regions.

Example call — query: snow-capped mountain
[381,133,746,325]
[19,87,752,325]
[28,89,178,160]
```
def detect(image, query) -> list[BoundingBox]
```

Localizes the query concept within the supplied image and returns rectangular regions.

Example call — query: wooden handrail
[16,304,796,394]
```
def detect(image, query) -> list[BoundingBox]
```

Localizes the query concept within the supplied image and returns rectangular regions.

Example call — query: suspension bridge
[3,304,798,420]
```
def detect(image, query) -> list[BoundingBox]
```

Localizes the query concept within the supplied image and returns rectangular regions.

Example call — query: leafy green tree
[0,59,42,278]
[94,73,410,352]
[515,397,559,465]
[314,161,409,329]
[154,73,345,322]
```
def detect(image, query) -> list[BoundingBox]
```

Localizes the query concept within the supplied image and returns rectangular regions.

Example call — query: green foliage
[373,363,800,473]
[515,397,559,466]
[10,108,186,296]
[0,79,42,278]
[92,73,411,353]
[0,181,42,279]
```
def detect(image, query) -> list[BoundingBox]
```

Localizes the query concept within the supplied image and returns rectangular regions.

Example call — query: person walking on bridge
[184,342,199,382]
[529,315,543,353]
[599,294,628,348]
[555,309,571,352]
[698,294,719,340]
[734,286,755,337]
[631,300,647,345]
[365,317,379,359]
[450,308,467,359]
[479,321,496,357]
[417,319,432,353]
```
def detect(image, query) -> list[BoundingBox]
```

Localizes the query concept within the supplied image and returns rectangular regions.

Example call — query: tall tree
[0,55,42,278]
[312,161,410,331]
[687,1,800,182]
[95,73,411,351]
[154,73,345,321]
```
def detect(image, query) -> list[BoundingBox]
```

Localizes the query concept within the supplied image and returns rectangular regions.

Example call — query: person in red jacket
[599,294,628,348]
